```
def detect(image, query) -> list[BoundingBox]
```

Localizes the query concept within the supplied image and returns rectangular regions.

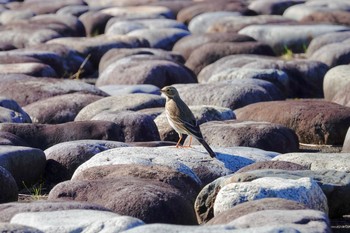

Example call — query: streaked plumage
[161,86,216,158]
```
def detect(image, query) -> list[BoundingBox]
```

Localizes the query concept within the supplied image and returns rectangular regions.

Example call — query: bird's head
[160,86,179,98]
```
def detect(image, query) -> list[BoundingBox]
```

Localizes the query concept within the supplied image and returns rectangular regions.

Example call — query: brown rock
[185,42,275,75]
[195,120,299,153]
[48,177,197,225]
[301,10,350,26]
[23,93,103,124]
[172,33,255,60]
[72,164,201,201]
[96,55,197,88]
[92,110,161,142]
[236,161,308,173]
[0,75,107,106]
[235,99,350,145]
[0,121,124,150]
[173,81,284,111]
[177,1,254,24]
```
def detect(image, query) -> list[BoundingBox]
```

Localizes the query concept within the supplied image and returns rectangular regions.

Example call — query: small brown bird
[160,86,216,158]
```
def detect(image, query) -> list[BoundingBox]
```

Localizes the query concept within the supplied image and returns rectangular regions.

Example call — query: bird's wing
[175,99,203,139]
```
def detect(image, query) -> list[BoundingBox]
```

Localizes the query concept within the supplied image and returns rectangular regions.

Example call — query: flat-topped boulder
[0,74,107,106]
[235,99,350,145]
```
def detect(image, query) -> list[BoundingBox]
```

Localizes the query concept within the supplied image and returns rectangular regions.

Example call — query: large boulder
[0,146,46,188]
[48,177,197,225]
[0,74,107,106]
[0,121,124,150]
[194,120,299,153]
[0,166,18,203]
[74,94,165,121]
[23,93,103,124]
[235,99,350,145]
[44,140,129,184]
[96,55,197,88]
[172,81,284,111]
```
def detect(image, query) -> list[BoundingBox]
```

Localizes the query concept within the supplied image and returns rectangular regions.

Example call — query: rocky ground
[0,0,350,232]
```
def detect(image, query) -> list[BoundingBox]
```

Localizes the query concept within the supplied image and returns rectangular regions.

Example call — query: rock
[105,18,187,35]
[28,13,86,37]
[155,105,235,142]
[0,146,46,188]
[235,99,350,145]
[0,132,28,146]
[79,11,113,37]
[100,6,175,20]
[72,146,277,186]
[23,93,104,124]
[208,15,294,34]
[248,0,305,15]
[99,84,160,96]
[306,31,350,55]
[47,34,149,66]
[323,65,350,101]
[185,42,275,75]
[228,209,330,233]
[272,152,350,173]
[227,169,350,218]
[177,1,254,24]
[74,94,165,121]
[0,63,58,77]
[0,97,28,117]
[0,200,112,222]
[0,223,43,233]
[206,198,308,225]
[0,43,96,78]
[0,121,124,150]
[0,166,18,203]
[187,11,242,34]
[0,9,35,25]
[194,120,299,153]
[44,140,129,184]
[308,40,350,67]
[205,68,290,96]
[343,127,350,152]
[11,209,144,233]
[0,106,31,124]
[72,164,201,202]
[92,110,161,142]
[99,48,185,72]
[172,32,255,60]
[56,5,90,17]
[283,2,350,20]
[8,0,85,14]
[332,82,350,107]
[113,222,330,233]
[172,81,284,111]
[300,10,350,26]
[0,24,60,49]
[213,177,328,215]
[238,24,350,55]
[236,160,307,173]
[48,177,197,225]
[198,54,327,98]
[96,55,197,88]
[0,74,107,106]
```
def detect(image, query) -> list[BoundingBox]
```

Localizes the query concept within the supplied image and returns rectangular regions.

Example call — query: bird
[160,86,216,158]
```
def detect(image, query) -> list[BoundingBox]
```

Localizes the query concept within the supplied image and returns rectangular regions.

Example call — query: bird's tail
[198,138,216,158]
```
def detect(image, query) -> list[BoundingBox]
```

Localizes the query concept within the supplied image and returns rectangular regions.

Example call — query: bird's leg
[176,135,182,148]
[183,136,192,148]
